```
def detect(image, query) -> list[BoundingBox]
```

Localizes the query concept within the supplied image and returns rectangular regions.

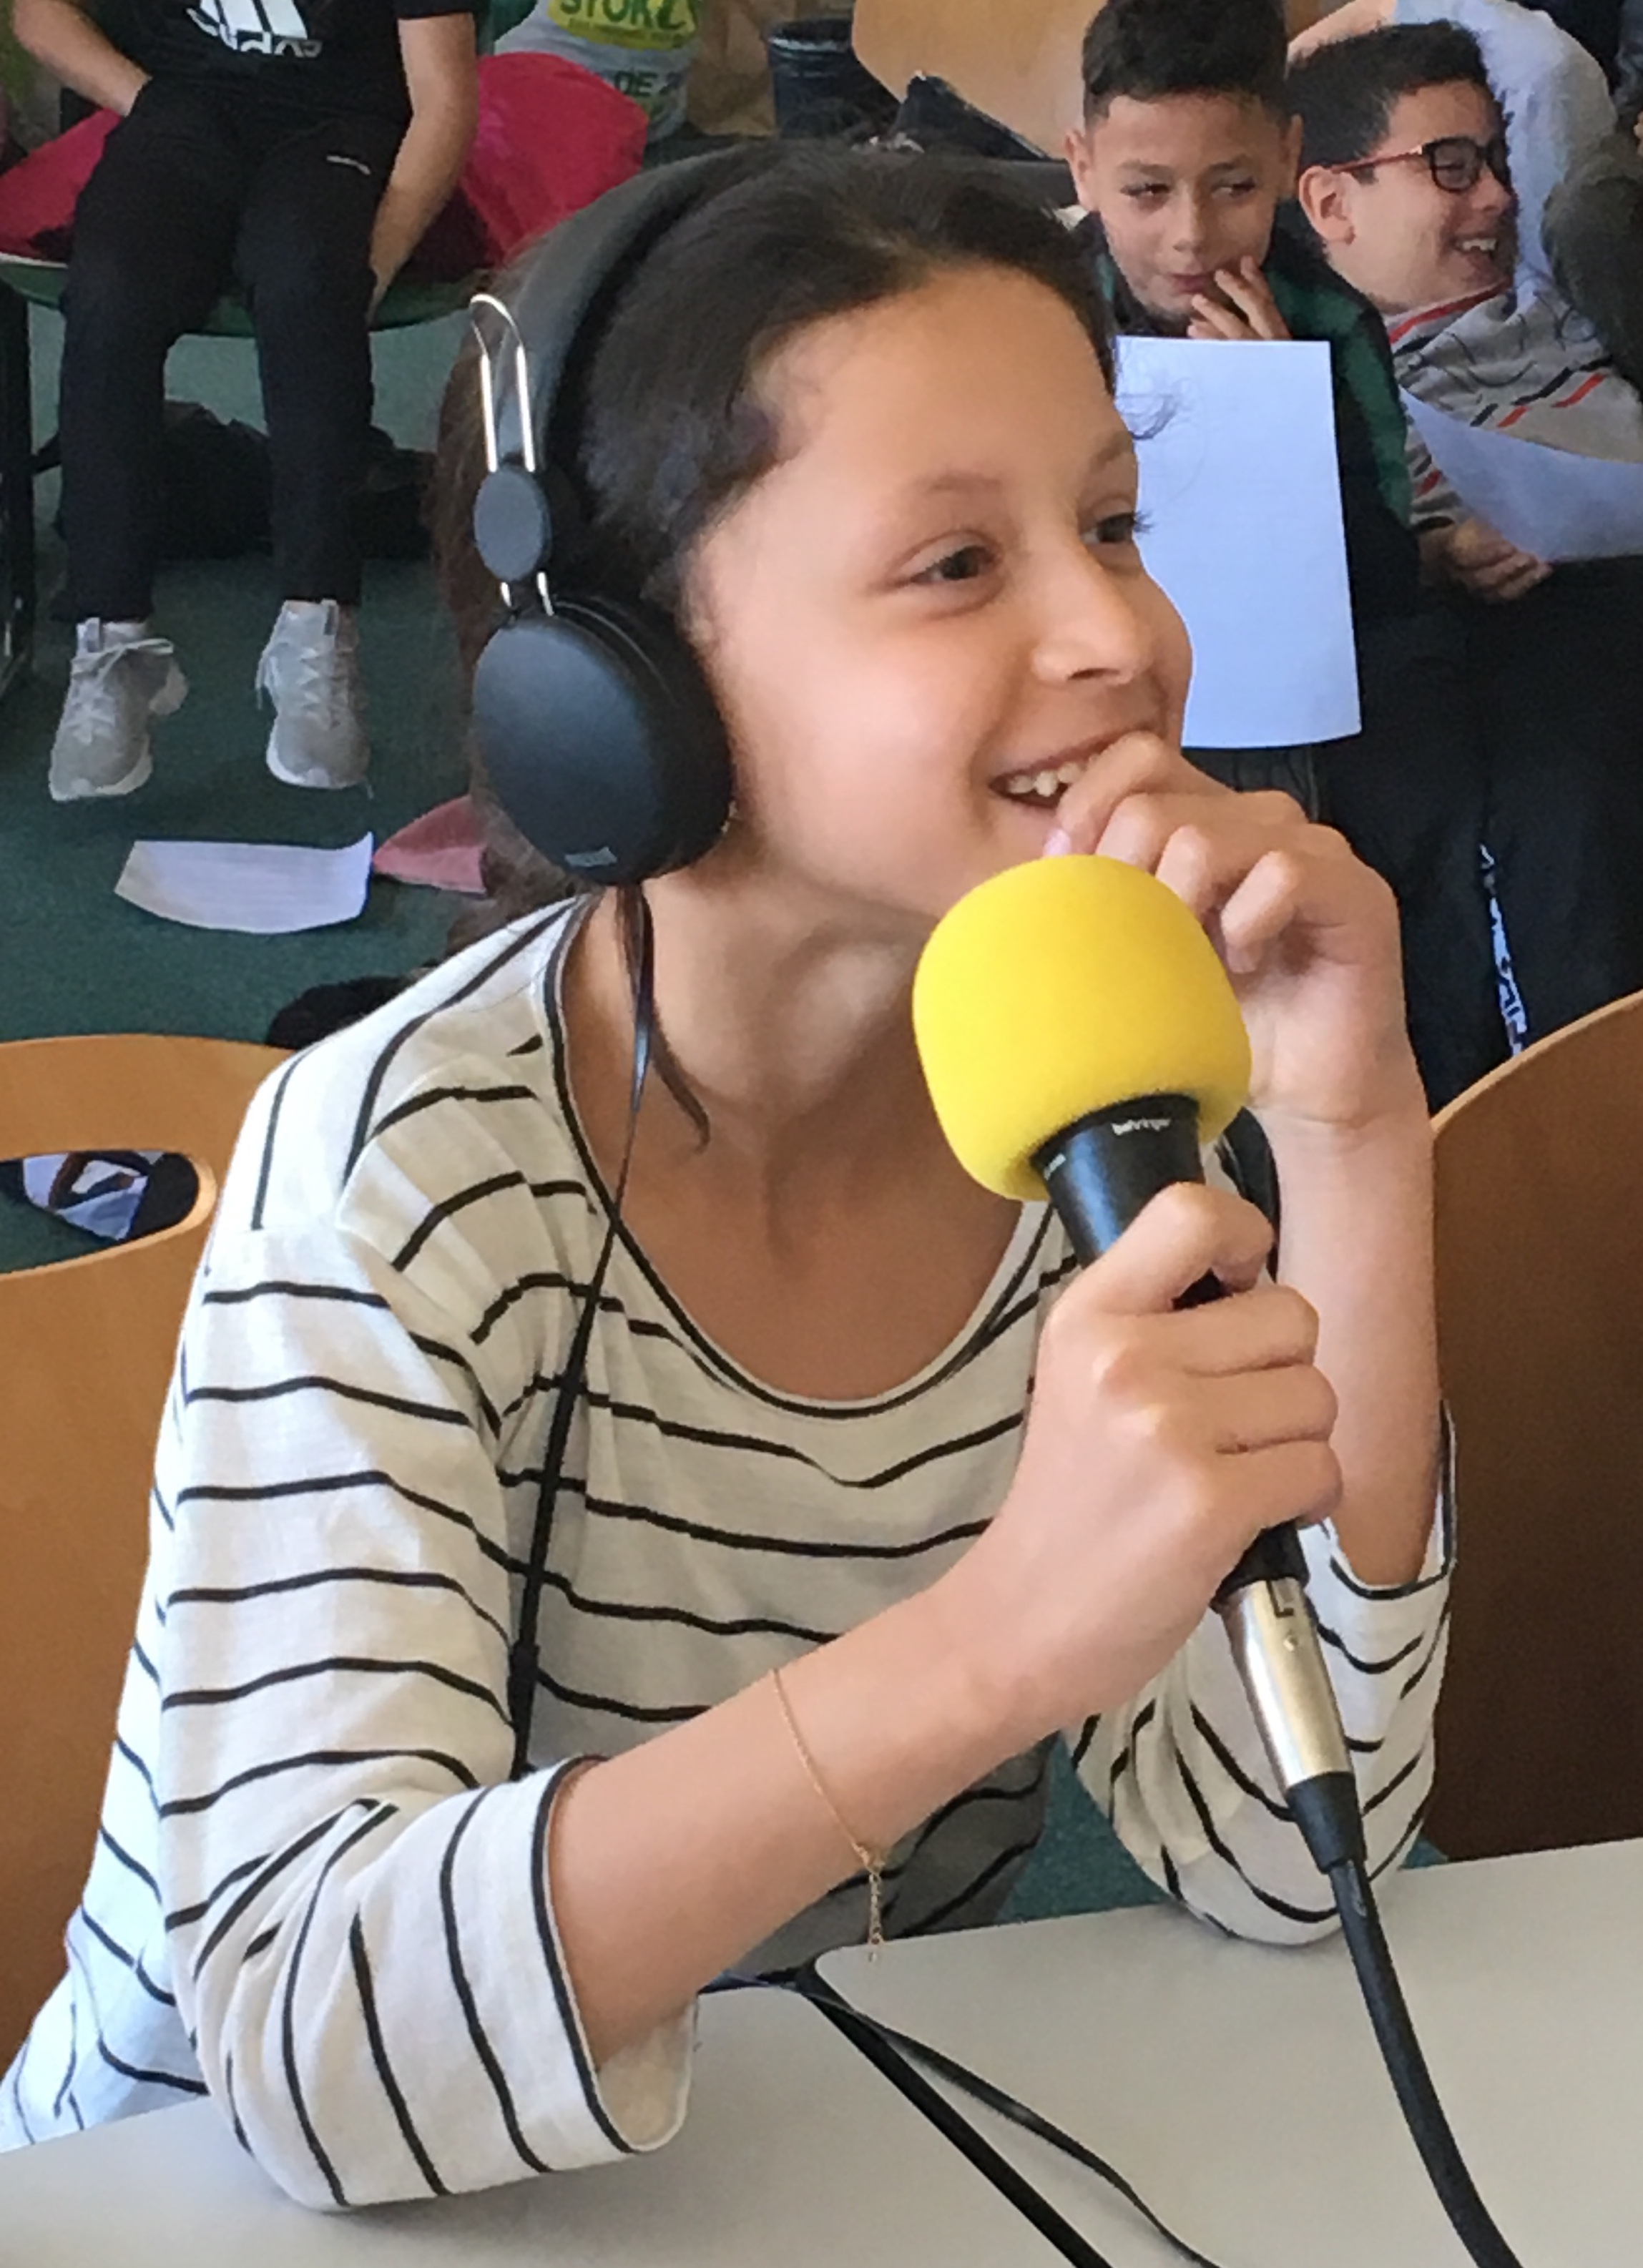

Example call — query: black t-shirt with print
[124,0,475,123]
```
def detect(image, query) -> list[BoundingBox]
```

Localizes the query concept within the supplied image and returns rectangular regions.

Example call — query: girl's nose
[1032,543,1164,689]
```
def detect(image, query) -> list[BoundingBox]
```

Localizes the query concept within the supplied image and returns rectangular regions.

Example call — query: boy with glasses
[1290,6,1643,496]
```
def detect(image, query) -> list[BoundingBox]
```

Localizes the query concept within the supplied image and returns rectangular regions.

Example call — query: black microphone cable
[1215,1543,1526,2268]
[783,1804,1531,2268]
[1326,1842,1526,2268]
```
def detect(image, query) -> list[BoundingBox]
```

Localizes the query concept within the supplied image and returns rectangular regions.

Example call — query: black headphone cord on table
[500,895,1526,2268]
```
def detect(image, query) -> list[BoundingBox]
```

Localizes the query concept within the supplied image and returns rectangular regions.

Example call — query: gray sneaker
[48,623,187,803]
[255,600,370,790]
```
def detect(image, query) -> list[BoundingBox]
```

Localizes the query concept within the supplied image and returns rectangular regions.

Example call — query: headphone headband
[479,150,757,500]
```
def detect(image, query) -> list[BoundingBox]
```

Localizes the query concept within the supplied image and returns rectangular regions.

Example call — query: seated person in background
[1289,3,1643,462]
[1064,0,1511,1109]
[495,0,702,142]
[11,0,479,805]
[1290,6,1643,1060]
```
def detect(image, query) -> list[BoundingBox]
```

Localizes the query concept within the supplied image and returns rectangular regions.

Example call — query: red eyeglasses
[1344,133,1511,193]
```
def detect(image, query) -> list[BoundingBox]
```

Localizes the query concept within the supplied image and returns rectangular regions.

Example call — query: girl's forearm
[549,1578,1016,2067]
[1261,1090,1441,1587]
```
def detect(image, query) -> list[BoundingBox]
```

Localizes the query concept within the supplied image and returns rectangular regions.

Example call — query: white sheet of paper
[1114,337,1360,750]
[115,834,374,933]
[1405,393,1643,561]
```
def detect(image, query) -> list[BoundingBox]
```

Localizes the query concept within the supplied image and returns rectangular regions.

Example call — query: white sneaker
[255,600,370,790]
[48,622,187,804]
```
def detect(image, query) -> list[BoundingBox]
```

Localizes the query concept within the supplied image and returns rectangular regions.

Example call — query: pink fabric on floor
[373,797,486,895]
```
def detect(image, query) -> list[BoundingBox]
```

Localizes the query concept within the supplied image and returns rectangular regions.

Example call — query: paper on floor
[1114,337,1360,751]
[114,834,374,933]
[1404,395,1643,561]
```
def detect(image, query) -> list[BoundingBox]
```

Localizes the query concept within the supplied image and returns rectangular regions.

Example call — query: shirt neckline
[535,900,1056,1420]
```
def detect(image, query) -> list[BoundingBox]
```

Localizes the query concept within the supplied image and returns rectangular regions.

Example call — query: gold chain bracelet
[770,1664,887,1955]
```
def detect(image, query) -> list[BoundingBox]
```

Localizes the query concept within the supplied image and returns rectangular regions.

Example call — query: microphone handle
[1032,1099,1358,1860]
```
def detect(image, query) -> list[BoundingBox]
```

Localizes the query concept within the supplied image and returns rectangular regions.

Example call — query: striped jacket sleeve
[152,1117,692,2206]
[1074,1447,1454,1942]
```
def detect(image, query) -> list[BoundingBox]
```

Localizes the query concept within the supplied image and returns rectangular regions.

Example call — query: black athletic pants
[60,77,402,622]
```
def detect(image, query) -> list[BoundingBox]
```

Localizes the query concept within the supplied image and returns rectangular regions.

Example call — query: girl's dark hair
[1288,24,1493,172]
[1082,0,1290,126]
[433,145,1114,941]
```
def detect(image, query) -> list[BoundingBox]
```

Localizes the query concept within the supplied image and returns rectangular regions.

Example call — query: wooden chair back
[0,1033,283,2063]
[850,0,1333,156]
[1427,991,1643,1860]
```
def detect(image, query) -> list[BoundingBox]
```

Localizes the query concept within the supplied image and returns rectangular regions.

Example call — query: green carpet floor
[0,305,474,1047]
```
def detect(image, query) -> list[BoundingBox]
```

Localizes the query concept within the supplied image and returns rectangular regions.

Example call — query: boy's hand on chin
[1051,764,1418,1137]
[1186,260,1290,343]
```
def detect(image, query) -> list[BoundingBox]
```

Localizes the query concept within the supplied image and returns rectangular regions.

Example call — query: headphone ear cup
[472,595,733,888]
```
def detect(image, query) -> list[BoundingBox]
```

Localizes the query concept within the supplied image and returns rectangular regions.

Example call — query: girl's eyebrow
[900,433,1132,506]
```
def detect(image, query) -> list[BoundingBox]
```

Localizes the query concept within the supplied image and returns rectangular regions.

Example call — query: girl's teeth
[998,756,1092,802]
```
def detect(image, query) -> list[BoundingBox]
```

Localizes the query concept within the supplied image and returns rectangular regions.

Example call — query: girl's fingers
[1049,735,1227,858]
[1220,1437,1344,1534]
[1091,785,1295,877]
[1092,799,1372,981]
[1156,1280,1323,1378]
[1215,848,1319,972]
[1192,1361,1339,1457]
[1064,1184,1275,1320]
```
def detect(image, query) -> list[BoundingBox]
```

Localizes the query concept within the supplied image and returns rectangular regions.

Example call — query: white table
[3,1842,1638,2266]
[0,1985,1046,2267]
[824,1837,1643,2266]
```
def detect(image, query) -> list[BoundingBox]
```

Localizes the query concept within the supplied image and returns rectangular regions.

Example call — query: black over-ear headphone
[469,155,748,888]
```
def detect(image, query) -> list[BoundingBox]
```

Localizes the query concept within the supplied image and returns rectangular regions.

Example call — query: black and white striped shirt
[1,904,1453,2206]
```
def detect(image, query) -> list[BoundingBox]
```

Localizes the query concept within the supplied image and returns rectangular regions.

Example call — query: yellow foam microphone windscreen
[912,856,1252,1201]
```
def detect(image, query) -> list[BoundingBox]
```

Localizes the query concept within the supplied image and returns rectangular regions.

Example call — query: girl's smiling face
[684,261,1196,933]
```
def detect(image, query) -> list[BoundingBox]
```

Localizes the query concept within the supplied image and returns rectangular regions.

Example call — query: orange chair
[1426,991,1643,1861]
[0,1031,283,2063]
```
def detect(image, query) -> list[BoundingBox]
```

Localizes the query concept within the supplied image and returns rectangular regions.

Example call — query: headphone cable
[509,889,654,1777]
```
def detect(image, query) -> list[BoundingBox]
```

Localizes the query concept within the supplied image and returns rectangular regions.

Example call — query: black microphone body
[1030,1095,1365,1875]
